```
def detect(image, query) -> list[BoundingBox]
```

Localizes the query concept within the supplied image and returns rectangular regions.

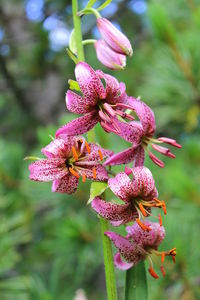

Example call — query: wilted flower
[96,17,133,56]
[105,221,176,278]
[105,97,182,168]
[92,167,166,228]
[56,62,136,138]
[29,136,112,194]
[94,39,126,70]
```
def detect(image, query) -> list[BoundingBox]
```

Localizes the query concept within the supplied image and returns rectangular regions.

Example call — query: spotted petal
[41,138,73,159]
[75,62,106,105]
[114,252,133,270]
[55,111,99,137]
[128,97,156,135]
[131,167,157,198]
[126,221,165,249]
[66,90,92,114]
[29,158,66,181]
[108,172,134,202]
[104,145,139,166]
[77,165,108,182]
[96,70,120,102]
[52,173,79,194]
[116,120,144,144]
[105,231,146,264]
[91,197,136,224]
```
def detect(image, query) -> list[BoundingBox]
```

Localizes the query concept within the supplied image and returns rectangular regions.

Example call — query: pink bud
[94,40,126,70]
[96,18,133,56]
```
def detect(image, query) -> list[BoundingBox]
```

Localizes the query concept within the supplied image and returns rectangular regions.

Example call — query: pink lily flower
[94,39,126,70]
[105,97,182,168]
[29,136,112,194]
[56,62,136,138]
[105,221,176,278]
[92,167,167,227]
[96,18,133,56]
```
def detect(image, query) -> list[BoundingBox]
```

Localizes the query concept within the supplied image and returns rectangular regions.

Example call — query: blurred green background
[0,0,200,299]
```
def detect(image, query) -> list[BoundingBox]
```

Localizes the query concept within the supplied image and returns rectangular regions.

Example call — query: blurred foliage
[0,0,200,299]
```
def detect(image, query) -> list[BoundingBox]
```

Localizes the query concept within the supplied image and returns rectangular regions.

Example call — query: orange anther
[172,255,176,263]
[69,167,80,179]
[93,167,97,180]
[136,219,152,231]
[159,214,162,226]
[85,141,91,154]
[82,173,86,183]
[72,146,78,161]
[161,252,165,263]
[148,267,159,279]
[139,203,147,217]
[162,201,167,215]
[160,266,166,277]
[98,149,103,161]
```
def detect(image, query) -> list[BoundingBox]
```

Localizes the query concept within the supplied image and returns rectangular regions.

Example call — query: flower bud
[95,40,126,70]
[96,18,133,56]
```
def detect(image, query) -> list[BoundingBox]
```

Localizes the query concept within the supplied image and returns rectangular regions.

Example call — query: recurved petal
[116,120,144,144]
[77,165,109,182]
[96,69,120,101]
[52,173,78,194]
[126,221,165,249]
[75,62,106,104]
[104,145,139,166]
[29,158,66,181]
[108,172,134,202]
[133,145,145,167]
[114,252,133,270]
[78,143,113,164]
[66,90,92,114]
[91,197,133,223]
[105,231,146,264]
[41,138,73,159]
[128,97,156,135]
[131,167,156,197]
[55,111,99,137]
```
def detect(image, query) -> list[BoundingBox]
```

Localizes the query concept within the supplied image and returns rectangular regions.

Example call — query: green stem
[82,39,97,46]
[72,1,118,299]
[100,217,118,300]
[72,0,85,62]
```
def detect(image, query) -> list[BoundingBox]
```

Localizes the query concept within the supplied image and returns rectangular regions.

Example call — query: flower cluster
[28,16,181,279]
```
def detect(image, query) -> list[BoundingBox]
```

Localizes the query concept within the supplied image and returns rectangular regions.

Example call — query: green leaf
[69,29,77,54]
[85,0,97,9]
[125,261,148,300]
[68,79,80,92]
[97,0,112,11]
[88,182,108,204]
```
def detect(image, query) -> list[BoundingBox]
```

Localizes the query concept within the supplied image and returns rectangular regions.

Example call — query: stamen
[93,167,97,180]
[160,266,166,277]
[115,110,135,121]
[136,219,152,231]
[99,110,112,123]
[98,149,103,161]
[72,146,78,161]
[101,121,119,134]
[172,255,176,263]
[82,173,86,183]
[148,267,159,279]
[115,103,135,110]
[159,214,162,226]
[162,201,167,215]
[69,167,80,179]
[138,203,147,217]
[161,252,165,263]
[85,141,91,154]
[103,103,116,117]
